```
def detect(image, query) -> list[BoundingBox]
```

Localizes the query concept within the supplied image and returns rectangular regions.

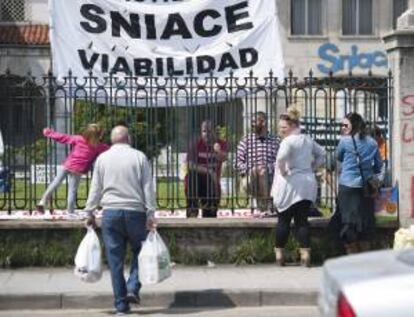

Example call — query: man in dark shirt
[185,120,228,218]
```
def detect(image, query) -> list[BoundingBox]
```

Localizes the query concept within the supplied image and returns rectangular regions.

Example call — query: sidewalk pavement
[0,265,321,310]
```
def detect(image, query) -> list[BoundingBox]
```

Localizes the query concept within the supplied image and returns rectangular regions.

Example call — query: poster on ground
[375,185,398,218]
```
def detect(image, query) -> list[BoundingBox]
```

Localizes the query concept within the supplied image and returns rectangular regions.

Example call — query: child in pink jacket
[37,124,109,214]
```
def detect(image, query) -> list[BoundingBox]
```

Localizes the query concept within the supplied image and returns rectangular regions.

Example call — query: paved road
[0,307,320,317]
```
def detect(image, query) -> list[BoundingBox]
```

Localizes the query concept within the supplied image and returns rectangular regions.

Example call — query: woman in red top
[36,124,109,214]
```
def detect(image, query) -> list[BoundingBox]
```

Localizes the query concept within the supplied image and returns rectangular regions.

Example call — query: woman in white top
[271,108,325,266]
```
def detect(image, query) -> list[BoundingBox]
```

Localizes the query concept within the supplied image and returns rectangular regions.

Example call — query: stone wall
[0,219,397,268]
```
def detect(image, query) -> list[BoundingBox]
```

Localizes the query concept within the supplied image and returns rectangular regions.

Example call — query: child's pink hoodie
[43,128,110,174]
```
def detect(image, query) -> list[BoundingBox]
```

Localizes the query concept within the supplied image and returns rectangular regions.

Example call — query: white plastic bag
[394,226,414,250]
[74,227,102,283]
[138,230,171,285]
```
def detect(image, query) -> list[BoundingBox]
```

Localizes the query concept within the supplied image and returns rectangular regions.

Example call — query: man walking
[85,125,156,315]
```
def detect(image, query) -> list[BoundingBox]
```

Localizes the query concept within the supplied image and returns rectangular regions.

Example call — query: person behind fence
[0,128,3,173]
[235,112,280,212]
[0,128,6,192]
[36,124,109,214]
[336,113,382,254]
[185,120,228,218]
[372,125,387,161]
[84,125,157,315]
[371,125,388,184]
[271,108,326,267]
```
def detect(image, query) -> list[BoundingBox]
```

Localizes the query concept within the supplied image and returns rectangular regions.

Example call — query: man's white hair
[111,125,130,144]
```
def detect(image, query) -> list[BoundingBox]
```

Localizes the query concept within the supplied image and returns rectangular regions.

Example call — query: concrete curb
[0,289,318,310]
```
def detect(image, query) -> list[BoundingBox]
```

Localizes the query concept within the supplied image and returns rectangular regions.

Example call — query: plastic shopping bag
[394,226,414,250]
[138,230,171,285]
[74,227,102,283]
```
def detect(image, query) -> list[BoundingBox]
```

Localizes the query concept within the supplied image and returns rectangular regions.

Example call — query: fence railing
[0,70,393,215]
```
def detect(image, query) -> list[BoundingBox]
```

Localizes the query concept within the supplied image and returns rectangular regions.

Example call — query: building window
[393,0,408,29]
[342,0,373,35]
[291,0,322,35]
[0,0,26,22]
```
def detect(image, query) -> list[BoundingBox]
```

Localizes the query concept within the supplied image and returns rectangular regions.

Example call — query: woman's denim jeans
[38,168,81,213]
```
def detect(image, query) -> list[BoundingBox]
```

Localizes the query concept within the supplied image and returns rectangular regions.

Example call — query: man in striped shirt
[235,112,280,212]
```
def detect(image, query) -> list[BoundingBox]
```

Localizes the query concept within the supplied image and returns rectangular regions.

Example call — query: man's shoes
[115,307,131,316]
[35,205,45,214]
[126,292,140,304]
[186,209,199,218]
[263,211,278,218]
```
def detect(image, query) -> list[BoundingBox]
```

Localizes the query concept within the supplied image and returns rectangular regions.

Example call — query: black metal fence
[0,70,393,215]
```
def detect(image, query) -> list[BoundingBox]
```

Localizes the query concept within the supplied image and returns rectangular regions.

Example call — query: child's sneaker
[66,212,79,220]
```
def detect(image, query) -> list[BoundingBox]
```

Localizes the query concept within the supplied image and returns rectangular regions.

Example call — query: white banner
[49,0,284,106]
[49,0,284,77]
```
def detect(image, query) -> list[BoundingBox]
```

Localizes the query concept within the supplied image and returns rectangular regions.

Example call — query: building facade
[278,0,407,77]
[0,0,403,156]
[0,0,404,153]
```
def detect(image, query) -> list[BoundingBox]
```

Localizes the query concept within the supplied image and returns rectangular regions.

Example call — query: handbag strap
[351,135,366,183]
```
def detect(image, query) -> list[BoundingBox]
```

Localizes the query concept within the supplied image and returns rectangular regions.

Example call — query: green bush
[232,233,301,265]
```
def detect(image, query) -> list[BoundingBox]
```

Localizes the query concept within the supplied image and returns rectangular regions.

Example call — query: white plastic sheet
[138,230,171,285]
[394,226,414,250]
[74,227,102,283]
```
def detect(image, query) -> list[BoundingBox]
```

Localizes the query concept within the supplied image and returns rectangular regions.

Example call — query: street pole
[397,0,414,29]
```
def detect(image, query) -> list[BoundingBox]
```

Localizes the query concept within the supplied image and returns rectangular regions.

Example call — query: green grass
[376,215,399,226]
[0,179,91,211]
[1,179,250,211]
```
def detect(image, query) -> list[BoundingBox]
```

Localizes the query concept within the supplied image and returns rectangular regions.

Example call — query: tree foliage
[74,101,171,159]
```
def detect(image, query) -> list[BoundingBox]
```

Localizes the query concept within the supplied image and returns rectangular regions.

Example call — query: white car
[319,248,414,317]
